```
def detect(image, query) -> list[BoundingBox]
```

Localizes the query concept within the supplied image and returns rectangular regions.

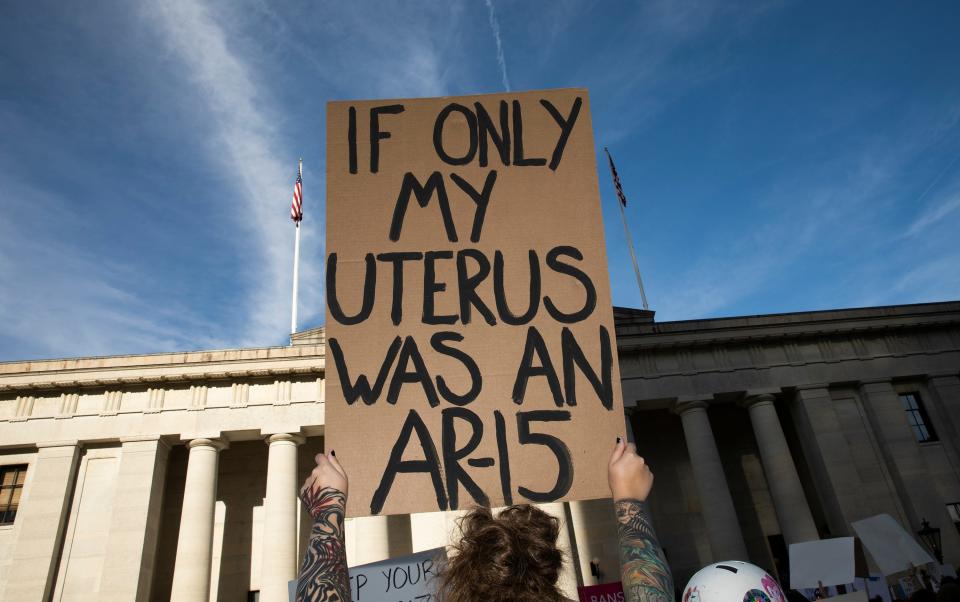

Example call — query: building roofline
[615,299,960,350]
[615,299,960,330]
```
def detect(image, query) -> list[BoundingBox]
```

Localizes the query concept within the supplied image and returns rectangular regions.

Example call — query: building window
[948,502,960,536]
[899,392,938,443]
[0,465,27,525]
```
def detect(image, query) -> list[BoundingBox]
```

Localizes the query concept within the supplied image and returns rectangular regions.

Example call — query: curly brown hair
[437,504,567,602]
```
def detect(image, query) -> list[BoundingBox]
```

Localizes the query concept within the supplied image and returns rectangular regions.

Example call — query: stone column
[790,386,868,536]
[742,394,818,544]
[675,400,749,560]
[354,516,391,563]
[170,438,228,602]
[538,502,580,599]
[261,434,305,602]
[100,437,171,602]
[348,515,412,566]
[1,441,81,602]
[410,511,459,552]
[568,498,618,587]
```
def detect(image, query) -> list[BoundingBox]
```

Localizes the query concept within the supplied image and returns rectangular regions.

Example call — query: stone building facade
[618,301,960,587]
[0,301,958,600]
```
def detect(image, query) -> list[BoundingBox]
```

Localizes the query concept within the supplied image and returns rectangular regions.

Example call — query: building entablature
[0,344,325,393]
[615,302,960,409]
[0,335,328,449]
[615,301,960,351]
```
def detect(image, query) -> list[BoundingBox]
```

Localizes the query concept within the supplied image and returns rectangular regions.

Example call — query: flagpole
[291,158,302,335]
[605,148,650,311]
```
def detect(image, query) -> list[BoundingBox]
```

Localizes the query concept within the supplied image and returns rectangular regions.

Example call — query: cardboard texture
[851,514,935,576]
[325,88,625,516]
[789,537,857,589]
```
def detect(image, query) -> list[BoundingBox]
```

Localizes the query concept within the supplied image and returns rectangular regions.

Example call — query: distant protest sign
[578,581,625,602]
[789,537,858,589]
[350,547,444,602]
[325,88,625,516]
[288,548,445,602]
[852,514,935,575]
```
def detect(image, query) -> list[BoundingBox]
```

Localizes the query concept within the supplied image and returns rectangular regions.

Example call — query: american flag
[291,171,303,222]
[604,148,627,207]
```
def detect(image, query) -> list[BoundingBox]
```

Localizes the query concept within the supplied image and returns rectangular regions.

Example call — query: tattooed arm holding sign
[295,440,673,602]
[297,451,351,602]
[609,439,675,602]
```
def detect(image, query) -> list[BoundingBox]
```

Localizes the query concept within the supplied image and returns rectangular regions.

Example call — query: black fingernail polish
[616,436,622,443]
[331,449,336,456]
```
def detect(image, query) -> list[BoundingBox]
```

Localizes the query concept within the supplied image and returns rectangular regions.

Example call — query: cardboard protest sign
[325,88,625,516]
[789,537,857,589]
[288,547,445,602]
[851,514,935,576]
[578,581,625,602]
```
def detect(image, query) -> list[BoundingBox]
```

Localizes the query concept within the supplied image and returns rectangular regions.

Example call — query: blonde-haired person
[295,439,674,602]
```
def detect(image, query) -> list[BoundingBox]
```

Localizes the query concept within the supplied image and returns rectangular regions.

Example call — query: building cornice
[616,303,960,351]
[0,364,324,394]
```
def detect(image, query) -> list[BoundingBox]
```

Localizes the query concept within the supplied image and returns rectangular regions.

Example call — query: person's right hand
[607,438,654,501]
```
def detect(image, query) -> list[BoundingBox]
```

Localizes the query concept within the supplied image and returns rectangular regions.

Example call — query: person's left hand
[300,451,348,520]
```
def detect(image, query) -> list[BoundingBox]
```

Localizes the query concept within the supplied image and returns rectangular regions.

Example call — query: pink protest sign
[578,581,625,602]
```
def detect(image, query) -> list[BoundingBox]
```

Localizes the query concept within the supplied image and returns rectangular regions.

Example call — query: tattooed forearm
[296,486,351,602]
[615,499,674,602]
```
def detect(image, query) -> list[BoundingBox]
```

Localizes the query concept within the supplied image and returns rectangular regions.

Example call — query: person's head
[439,504,565,602]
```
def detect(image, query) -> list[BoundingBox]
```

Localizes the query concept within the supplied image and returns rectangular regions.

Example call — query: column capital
[265,433,306,446]
[741,393,777,409]
[187,437,228,451]
[674,399,709,415]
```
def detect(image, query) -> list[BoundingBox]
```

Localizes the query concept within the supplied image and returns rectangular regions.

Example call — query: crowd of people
[292,439,956,602]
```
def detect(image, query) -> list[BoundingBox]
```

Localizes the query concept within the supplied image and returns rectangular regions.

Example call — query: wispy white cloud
[242,0,456,99]
[143,0,312,346]
[0,179,226,358]
[588,0,783,145]
[892,252,960,301]
[647,131,937,320]
[138,0,471,347]
[904,194,960,237]
[484,0,511,91]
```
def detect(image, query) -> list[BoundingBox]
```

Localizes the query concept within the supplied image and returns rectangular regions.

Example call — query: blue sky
[2,0,959,361]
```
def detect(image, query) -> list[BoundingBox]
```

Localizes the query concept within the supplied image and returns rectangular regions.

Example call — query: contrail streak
[484,0,511,91]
